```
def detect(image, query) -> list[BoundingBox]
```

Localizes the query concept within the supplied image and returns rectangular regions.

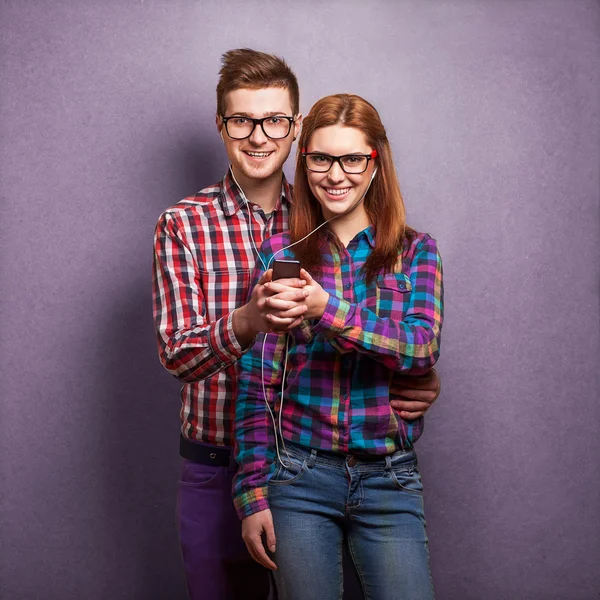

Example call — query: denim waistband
[281,442,417,471]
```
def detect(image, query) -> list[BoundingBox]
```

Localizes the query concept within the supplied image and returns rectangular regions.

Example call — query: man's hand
[241,509,277,570]
[233,270,308,347]
[390,369,441,420]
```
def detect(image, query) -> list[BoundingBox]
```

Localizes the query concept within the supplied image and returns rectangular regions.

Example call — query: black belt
[179,435,232,467]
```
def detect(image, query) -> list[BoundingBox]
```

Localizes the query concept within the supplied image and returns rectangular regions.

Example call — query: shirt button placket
[340,391,350,448]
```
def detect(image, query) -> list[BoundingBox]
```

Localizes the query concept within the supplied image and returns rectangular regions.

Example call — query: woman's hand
[241,509,277,570]
[299,268,330,320]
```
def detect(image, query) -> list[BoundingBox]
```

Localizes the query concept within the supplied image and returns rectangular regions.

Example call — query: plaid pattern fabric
[233,227,444,518]
[152,169,291,446]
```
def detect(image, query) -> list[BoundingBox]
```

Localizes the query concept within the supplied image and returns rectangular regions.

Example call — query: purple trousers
[178,457,273,600]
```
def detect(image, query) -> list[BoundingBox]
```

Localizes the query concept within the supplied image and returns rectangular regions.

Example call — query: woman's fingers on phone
[299,268,315,283]
[258,270,273,285]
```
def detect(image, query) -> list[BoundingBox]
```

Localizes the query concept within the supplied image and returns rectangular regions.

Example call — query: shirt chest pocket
[200,269,251,321]
[364,273,412,319]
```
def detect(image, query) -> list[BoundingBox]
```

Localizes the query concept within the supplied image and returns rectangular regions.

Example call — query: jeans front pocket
[270,454,308,486]
[390,464,424,494]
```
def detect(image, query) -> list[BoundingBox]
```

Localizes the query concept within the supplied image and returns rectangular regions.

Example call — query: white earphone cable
[229,166,268,272]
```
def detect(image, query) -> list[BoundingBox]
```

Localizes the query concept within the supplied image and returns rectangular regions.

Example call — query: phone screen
[272,259,301,280]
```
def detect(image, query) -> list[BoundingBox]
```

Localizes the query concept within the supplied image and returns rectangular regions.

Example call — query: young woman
[233,94,443,600]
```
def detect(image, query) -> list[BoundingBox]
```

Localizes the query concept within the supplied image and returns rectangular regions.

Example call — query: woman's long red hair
[290,94,413,284]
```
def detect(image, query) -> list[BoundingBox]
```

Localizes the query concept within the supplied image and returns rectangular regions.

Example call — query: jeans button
[347,456,357,467]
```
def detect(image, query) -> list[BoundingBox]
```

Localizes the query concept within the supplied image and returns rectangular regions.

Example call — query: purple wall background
[1,1,598,599]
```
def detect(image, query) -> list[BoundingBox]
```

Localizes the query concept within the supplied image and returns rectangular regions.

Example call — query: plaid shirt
[233,227,444,518]
[152,169,292,446]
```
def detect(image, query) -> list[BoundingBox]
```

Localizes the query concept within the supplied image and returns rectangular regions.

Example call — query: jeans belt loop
[385,455,392,471]
[308,449,318,468]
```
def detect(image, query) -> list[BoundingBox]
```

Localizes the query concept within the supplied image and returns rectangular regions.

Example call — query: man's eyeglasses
[221,115,295,140]
[302,149,378,174]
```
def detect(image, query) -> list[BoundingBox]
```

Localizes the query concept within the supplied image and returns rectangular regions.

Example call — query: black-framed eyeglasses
[221,115,296,140]
[302,149,378,174]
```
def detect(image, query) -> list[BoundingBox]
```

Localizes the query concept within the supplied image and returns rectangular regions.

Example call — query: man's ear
[293,114,303,141]
[216,114,226,142]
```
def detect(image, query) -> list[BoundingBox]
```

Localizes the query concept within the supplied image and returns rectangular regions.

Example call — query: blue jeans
[268,444,435,600]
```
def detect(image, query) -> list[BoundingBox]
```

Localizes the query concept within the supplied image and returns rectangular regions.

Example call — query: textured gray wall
[1,1,599,599]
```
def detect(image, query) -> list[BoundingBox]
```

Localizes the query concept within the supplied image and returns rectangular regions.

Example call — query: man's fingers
[391,376,433,391]
[400,411,425,421]
[267,296,308,311]
[267,306,307,322]
[389,389,437,403]
[390,400,430,412]
[272,304,308,318]
[278,276,306,288]
[271,289,309,302]
[392,369,440,394]
[391,399,429,421]
[289,316,304,328]
[265,278,306,293]
[269,316,304,334]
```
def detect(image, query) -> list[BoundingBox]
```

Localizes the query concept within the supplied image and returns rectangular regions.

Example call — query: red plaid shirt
[152,169,292,446]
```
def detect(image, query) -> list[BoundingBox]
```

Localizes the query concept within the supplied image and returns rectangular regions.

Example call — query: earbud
[220,128,225,142]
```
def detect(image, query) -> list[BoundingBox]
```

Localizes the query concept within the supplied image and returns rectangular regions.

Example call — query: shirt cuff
[208,312,244,366]
[234,486,270,520]
[312,294,352,336]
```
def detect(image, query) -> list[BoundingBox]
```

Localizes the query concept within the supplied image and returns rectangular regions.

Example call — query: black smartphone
[271,259,301,280]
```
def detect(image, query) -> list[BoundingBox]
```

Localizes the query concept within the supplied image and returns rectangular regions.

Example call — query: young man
[152,48,441,600]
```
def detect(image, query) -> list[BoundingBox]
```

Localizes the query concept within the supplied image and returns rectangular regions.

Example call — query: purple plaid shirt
[233,226,444,518]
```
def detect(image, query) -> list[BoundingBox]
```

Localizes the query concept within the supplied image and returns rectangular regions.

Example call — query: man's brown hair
[216,48,300,116]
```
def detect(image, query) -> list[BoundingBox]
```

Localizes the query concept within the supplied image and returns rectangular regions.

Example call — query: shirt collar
[363,225,376,248]
[324,224,376,248]
[219,167,291,217]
